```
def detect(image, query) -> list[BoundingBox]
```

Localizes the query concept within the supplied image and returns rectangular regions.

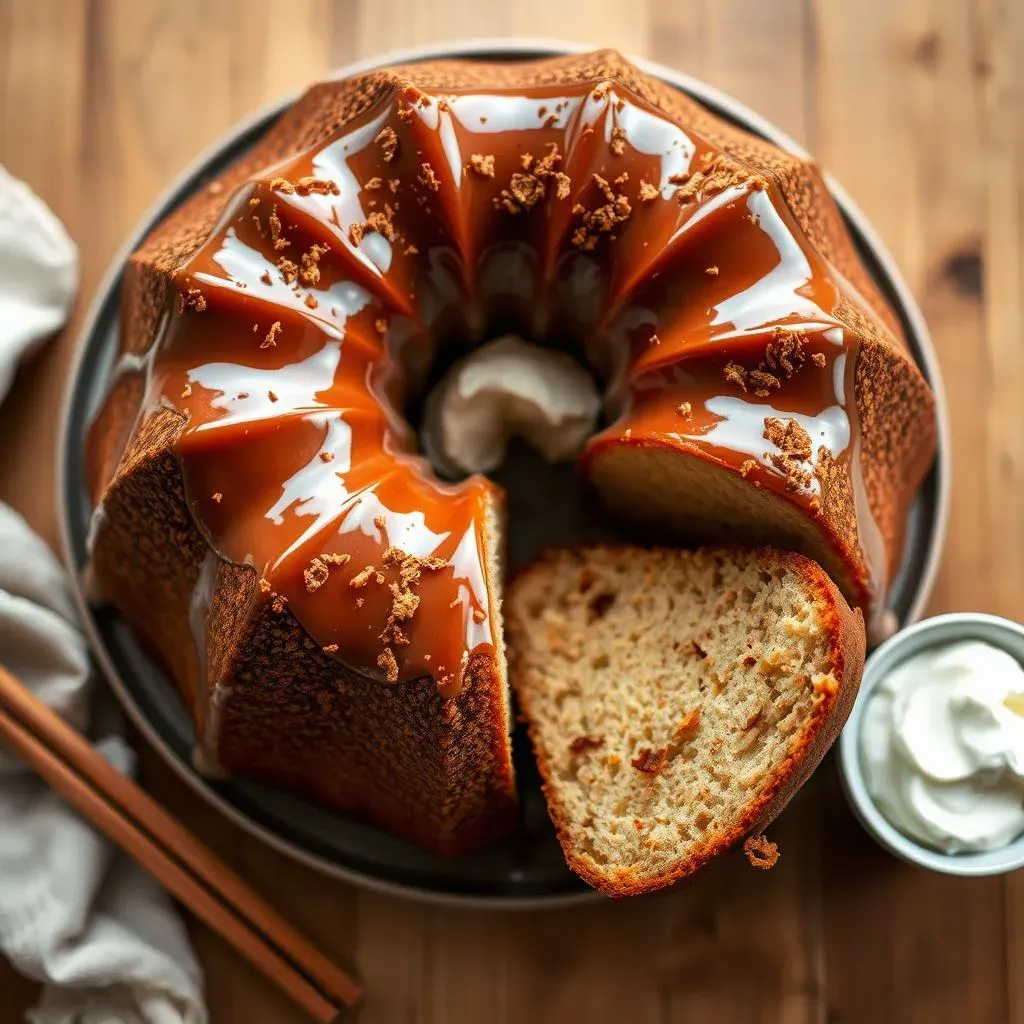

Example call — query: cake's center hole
[421,335,602,480]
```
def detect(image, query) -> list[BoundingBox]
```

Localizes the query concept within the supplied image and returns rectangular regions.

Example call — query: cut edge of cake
[506,544,865,896]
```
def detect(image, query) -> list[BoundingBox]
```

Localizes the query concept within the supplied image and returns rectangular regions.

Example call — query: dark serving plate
[58,39,950,907]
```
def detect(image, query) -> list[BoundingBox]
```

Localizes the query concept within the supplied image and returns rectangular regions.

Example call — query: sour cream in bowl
[839,613,1024,876]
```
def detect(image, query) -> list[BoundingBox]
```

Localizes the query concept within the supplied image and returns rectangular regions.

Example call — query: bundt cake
[85,49,935,858]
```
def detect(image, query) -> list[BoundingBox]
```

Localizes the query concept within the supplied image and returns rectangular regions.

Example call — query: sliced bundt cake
[86,49,931,856]
[506,545,865,895]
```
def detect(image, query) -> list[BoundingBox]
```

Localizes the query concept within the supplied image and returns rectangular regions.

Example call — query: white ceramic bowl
[839,613,1024,876]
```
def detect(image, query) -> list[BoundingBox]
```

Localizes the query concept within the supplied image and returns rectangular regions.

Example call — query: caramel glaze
[89,76,891,702]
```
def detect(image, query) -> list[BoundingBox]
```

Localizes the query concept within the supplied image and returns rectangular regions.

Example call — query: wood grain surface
[0,1,1022,1021]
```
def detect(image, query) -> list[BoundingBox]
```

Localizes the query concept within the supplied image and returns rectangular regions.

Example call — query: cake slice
[506,545,865,895]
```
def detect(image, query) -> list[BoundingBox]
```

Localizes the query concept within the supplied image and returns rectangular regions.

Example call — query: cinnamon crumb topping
[322,644,339,655]
[744,834,779,870]
[639,179,660,202]
[763,326,810,378]
[375,126,399,162]
[500,172,544,213]
[258,577,272,594]
[348,204,398,247]
[812,351,827,367]
[366,206,397,241]
[723,362,747,390]
[763,416,813,461]
[469,153,495,177]
[295,176,340,196]
[319,451,334,462]
[211,492,222,503]
[350,566,376,588]
[304,293,319,309]
[374,318,388,335]
[673,153,768,205]
[705,265,719,276]
[299,242,329,285]
[723,361,781,397]
[183,288,207,312]
[495,144,568,213]
[180,383,192,399]
[268,205,290,250]
[390,586,420,621]
[740,459,757,477]
[676,402,692,418]
[748,369,781,395]
[270,594,288,614]
[303,557,331,593]
[365,177,382,191]
[418,162,440,191]
[277,258,298,284]
[377,648,399,683]
[725,327,817,398]
[270,176,295,194]
[763,417,815,491]
[260,322,282,349]
[377,547,449,652]
[610,125,628,156]
[571,173,632,250]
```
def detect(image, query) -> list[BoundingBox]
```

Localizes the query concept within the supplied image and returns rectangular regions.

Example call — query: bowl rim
[56,37,952,907]
[838,612,1024,876]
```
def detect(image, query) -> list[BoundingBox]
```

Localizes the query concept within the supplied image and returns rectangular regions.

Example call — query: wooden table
[1,1,1021,1020]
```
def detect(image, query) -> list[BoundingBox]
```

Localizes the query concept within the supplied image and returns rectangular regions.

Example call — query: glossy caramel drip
[89,74,889,699]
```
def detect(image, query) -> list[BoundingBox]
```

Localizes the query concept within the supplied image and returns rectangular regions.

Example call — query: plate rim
[56,37,951,909]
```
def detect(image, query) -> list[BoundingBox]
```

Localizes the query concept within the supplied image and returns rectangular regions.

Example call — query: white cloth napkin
[0,165,206,1024]
[0,165,78,401]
